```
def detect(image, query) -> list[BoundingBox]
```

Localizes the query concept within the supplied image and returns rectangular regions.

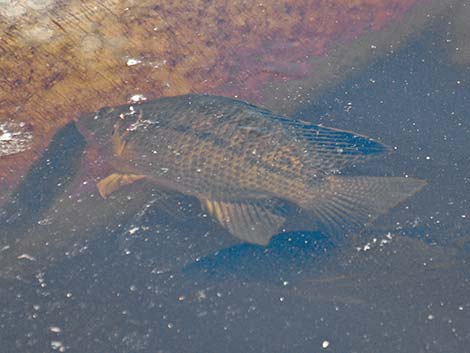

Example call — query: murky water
[1,10,469,353]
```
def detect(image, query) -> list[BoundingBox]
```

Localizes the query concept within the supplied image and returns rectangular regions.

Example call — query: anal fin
[201,198,286,246]
[97,173,146,198]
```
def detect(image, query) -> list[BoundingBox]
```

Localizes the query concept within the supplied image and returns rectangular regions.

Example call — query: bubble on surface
[25,23,55,41]
[129,94,147,103]
[0,1,27,17]
[0,121,33,157]
[0,0,55,18]
[26,0,54,10]
[81,34,104,54]
[126,58,142,66]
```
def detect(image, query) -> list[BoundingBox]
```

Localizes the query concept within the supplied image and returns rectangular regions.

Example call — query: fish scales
[110,98,316,201]
[123,124,309,202]
[75,94,425,245]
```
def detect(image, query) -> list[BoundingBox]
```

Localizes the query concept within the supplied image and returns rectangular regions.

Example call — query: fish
[74,94,426,245]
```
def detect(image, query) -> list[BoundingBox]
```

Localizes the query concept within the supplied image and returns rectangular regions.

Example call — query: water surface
[1,11,469,353]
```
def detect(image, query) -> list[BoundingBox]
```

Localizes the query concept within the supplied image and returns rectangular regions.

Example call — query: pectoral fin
[201,198,286,245]
[97,173,146,198]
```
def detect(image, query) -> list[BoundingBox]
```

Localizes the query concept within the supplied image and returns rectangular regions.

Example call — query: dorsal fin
[272,116,392,172]
[201,198,286,245]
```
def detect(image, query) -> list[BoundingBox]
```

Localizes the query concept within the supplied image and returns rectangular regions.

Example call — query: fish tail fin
[302,176,426,234]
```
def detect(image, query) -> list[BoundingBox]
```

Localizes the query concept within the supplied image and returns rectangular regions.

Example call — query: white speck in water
[1,245,10,252]
[37,217,53,225]
[49,326,62,333]
[357,232,394,252]
[196,290,207,301]
[129,94,147,103]
[50,341,64,351]
[427,314,435,320]
[126,58,142,66]
[153,59,167,69]
[17,253,36,261]
[322,340,330,349]
[128,227,140,235]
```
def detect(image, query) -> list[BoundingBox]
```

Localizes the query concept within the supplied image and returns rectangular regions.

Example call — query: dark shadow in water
[183,231,335,280]
[0,122,85,234]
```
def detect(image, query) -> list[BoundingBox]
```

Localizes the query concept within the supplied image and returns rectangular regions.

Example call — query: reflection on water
[1,11,470,353]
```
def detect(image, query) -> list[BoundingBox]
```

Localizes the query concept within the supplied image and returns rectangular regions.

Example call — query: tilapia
[75,94,425,245]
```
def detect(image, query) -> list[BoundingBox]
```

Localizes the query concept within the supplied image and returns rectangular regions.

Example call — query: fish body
[75,94,425,245]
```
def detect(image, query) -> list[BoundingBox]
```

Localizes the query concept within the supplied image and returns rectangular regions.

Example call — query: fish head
[74,106,120,149]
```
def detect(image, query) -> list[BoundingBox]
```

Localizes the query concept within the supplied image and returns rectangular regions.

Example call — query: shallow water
[1,11,470,353]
